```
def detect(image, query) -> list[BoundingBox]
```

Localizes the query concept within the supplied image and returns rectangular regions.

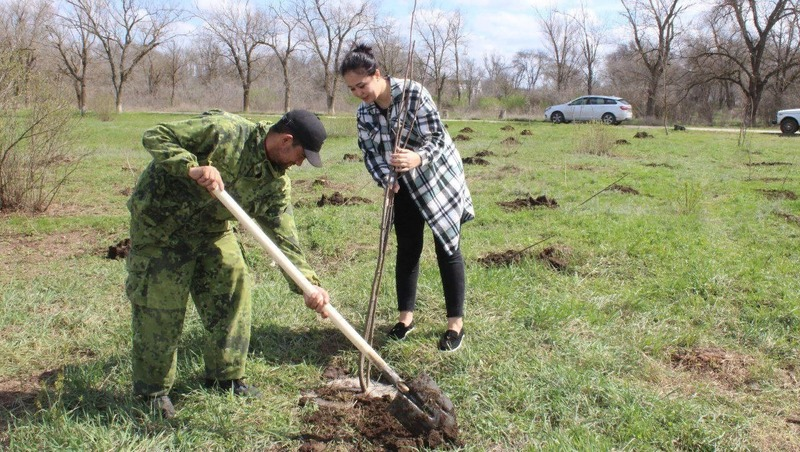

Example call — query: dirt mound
[501,137,520,145]
[615,139,630,145]
[342,153,362,162]
[775,211,800,226]
[107,238,131,259]
[498,195,558,210]
[757,189,797,200]
[610,184,640,195]
[670,347,754,388]
[317,192,372,207]
[458,127,474,133]
[311,178,330,188]
[520,129,533,136]
[644,162,676,169]
[746,161,792,166]
[463,157,490,165]
[537,245,572,271]
[500,125,515,131]
[454,134,471,141]
[298,368,461,450]
[474,150,495,157]
[634,131,654,139]
[120,187,132,196]
[477,249,528,266]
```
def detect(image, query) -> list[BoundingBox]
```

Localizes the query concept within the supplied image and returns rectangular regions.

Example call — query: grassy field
[1,112,799,450]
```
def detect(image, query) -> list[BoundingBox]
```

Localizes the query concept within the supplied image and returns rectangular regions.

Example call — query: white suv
[544,95,633,125]
[775,108,800,135]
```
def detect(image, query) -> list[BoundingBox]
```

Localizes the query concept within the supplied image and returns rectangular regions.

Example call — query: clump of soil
[463,157,490,165]
[746,161,792,166]
[670,347,754,388]
[454,134,471,141]
[615,139,630,145]
[342,153,362,162]
[311,178,330,188]
[475,150,495,157]
[500,125,515,131]
[458,127,474,133]
[477,249,528,266]
[498,195,558,210]
[120,187,132,196]
[634,131,654,139]
[644,162,676,169]
[610,184,640,195]
[501,137,520,145]
[775,211,800,226]
[107,238,131,259]
[757,189,797,200]
[317,192,372,207]
[537,245,572,271]
[520,129,533,136]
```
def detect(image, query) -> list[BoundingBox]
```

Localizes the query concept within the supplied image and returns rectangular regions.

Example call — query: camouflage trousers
[126,230,251,397]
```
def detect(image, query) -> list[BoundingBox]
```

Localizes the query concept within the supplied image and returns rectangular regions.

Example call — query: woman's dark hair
[339,43,379,77]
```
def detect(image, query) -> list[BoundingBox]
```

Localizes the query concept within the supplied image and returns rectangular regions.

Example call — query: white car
[775,108,800,134]
[544,95,633,125]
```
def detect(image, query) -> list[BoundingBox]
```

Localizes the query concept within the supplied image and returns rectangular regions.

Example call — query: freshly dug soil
[343,153,362,162]
[474,150,495,157]
[610,184,640,195]
[498,195,558,210]
[757,189,797,200]
[501,137,520,145]
[107,238,131,259]
[634,132,653,138]
[454,134,471,141]
[458,127,474,133]
[317,192,372,207]
[615,139,630,145]
[500,125,515,131]
[462,157,490,166]
[537,245,572,271]
[520,129,533,136]
[477,249,528,266]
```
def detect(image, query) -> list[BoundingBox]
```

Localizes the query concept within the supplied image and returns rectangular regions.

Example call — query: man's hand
[304,285,330,318]
[189,165,224,192]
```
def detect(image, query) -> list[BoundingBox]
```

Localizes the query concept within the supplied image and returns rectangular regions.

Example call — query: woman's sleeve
[408,84,447,167]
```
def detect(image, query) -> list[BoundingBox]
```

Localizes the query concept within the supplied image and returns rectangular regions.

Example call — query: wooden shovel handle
[211,188,407,390]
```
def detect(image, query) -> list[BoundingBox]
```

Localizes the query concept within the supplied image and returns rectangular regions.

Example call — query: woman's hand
[391,147,421,173]
[189,165,224,192]
[304,285,330,318]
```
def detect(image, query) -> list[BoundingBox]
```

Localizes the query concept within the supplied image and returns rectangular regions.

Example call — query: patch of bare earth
[498,195,558,211]
[537,245,572,271]
[315,192,373,207]
[774,211,800,227]
[501,137,520,145]
[462,157,489,166]
[757,189,797,200]
[746,161,792,167]
[474,150,494,157]
[297,366,461,450]
[453,134,471,141]
[477,249,529,267]
[458,127,474,133]
[609,184,640,195]
[0,229,111,281]
[670,347,754,389]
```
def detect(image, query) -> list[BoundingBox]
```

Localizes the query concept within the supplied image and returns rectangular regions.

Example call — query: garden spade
[211,188,458,438]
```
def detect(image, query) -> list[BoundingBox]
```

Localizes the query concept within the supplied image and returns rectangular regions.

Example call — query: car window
[604,98,617,105]
[569,98,588,106]
[616,98,630,105]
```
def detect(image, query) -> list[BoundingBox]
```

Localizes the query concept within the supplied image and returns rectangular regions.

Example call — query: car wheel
[780,118,799,135]
[550,111,565,124]
[601,113,616,125]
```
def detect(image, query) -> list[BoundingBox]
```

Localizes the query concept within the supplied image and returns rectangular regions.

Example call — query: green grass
[1,114,799,450]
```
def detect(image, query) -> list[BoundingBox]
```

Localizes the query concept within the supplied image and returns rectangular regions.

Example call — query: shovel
[211,188,458,438]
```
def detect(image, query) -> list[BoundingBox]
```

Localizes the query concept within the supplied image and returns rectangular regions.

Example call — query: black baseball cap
[276,110,327,167]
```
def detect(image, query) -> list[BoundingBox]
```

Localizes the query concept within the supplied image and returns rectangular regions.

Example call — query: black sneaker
[438,329,465,352]
[387,321,415,340]
[205,379,262,398]
[151,395,176,419]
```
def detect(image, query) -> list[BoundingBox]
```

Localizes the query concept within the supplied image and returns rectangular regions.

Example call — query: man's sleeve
[141,117,220,177]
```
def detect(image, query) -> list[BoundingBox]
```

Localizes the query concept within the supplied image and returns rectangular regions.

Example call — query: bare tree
[48,0,95,115]
[697,0,799,124]
[449,10,467,103]
[460,56,482,108]
[417,9,457,105]
[262,3,303,112]
[71,0,183,113]
[536,7,579,92]
[482,52,513,98]
[369,18,409,77]
[163,41,189,108]
[621,0,689,118]
[512,50,545,91]
[197,0,272,113]
[570,2,603,95]
[0,0,54,97]
[295,0,375,115]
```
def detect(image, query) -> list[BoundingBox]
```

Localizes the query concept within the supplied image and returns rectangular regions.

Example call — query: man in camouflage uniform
[126,109,330,418]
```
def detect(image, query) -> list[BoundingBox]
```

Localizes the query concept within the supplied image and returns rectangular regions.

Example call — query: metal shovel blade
[388,373,459,439]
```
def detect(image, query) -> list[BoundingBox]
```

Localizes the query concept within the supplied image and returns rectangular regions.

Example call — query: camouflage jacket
[127,110,319,291]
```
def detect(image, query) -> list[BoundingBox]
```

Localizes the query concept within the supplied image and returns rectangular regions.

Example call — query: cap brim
[304,149,323,167]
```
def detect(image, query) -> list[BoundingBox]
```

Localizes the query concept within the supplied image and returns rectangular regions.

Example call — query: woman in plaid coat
[340,43,474,352]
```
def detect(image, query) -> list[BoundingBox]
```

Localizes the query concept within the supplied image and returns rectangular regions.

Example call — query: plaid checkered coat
[355,77,474,255]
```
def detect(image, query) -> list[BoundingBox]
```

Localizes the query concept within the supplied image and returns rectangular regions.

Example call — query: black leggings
[393,183,465,318]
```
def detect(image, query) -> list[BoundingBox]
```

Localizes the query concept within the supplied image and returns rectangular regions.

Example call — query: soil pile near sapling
[643,163,676,169]
[477,249,528,266]
[501,137,521,145]
[520,129,533,136]
[670,347,754,389]
[454,134,471,141]
[610,184,640,195]
[615,139,630,145]
[462,157,489,166]
[500,125,515,131]
[746,161,792,167]
[634,132,654,139]
[757,189,797,200]
[498,195,558,210]
[342,153,362,162]
[317,192,372,207]
[475,150,494,157]
[107,238,131,259]
[458,127,474,133]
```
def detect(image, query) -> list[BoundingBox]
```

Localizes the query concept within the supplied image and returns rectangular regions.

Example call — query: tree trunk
[282,62,291,112]
[115,85,123,113]
[242,85,250,113]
